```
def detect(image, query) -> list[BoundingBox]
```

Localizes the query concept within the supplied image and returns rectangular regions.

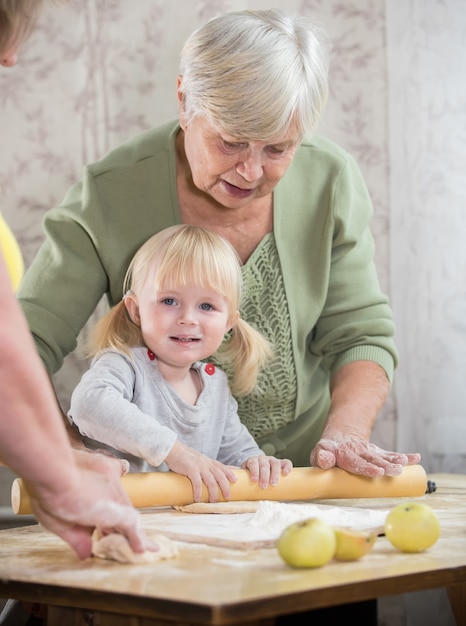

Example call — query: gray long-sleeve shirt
[68,346,263,473]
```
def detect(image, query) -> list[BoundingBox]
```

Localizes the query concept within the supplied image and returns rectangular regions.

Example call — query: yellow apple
[333,527,378,561]
[276,518,336,568]
[384,502,440,553]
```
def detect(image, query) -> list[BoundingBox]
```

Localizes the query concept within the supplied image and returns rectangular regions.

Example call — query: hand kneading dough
[174,501,260,514]
[92,529,178,564]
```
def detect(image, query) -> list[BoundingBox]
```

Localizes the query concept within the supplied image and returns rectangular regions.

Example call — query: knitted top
[211,234,297,440]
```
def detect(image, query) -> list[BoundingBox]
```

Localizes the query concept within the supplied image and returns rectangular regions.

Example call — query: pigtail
[218,318,273,396]
[83,300,143,359]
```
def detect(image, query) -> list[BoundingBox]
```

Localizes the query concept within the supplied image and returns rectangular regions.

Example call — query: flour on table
[92,529,178,564]
[246,501,389,534]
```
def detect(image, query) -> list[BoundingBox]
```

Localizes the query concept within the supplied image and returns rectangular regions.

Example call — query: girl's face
[125,281,238,372]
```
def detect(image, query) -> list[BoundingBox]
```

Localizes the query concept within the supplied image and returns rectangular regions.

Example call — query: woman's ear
[177,75,187,129]
[177,76,184,109]
[124,293,140,325]
[176,75,183,103]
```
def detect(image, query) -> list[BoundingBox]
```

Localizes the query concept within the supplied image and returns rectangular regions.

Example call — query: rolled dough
[91,529,178,564]
[174,501,260,514]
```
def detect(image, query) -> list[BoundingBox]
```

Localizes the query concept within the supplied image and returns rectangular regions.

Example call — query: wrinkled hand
[241,455,293,489]
[165,440,238,502]
[310,436,421,477]
[27,450,152,560]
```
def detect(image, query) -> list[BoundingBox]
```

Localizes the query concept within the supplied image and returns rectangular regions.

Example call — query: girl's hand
[165,440,238,502]
[241,455,293,489]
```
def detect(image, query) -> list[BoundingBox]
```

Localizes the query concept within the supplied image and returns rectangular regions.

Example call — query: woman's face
[179,109,301,209]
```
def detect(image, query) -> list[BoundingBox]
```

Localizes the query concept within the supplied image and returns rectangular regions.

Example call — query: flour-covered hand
[310,436,421,477]
[27,451,152,560]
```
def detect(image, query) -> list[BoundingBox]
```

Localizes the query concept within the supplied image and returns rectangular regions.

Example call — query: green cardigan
[18,120,397,462]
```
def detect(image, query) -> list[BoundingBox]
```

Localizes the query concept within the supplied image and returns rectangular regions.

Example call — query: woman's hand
[310,435,421,477]
[312,361,420,477]
[27,449,152,560]
[165,440,238,502]
[241,455,293,488]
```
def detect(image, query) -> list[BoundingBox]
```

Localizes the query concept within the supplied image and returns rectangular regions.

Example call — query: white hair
[179,9,329,141]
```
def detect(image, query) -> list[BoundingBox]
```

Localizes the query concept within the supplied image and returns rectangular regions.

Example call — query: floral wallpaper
[386,0,466,478]
[1,2,465,622]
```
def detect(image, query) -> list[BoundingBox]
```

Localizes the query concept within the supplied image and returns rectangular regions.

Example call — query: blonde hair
[0,0,44,53]
[179,9,329,142]
[87,225,273,396]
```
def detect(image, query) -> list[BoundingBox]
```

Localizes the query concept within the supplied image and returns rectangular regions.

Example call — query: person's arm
[46,369,131,472]
[295,145,420,475]
[0,254,149,559]
[310,361,421,475]
[44,373,90,448]
[68,351,179,466]
[0,252,80,477]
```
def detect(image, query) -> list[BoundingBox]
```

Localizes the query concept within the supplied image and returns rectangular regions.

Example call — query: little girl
[68,224,292,502]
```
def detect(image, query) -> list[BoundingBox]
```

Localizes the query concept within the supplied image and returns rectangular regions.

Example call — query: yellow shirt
[0,211,24,291]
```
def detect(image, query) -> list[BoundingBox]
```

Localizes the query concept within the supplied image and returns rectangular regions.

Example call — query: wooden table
[0,473,464,626]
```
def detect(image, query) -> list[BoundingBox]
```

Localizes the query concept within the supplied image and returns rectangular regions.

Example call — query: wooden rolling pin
[12,464,427,515]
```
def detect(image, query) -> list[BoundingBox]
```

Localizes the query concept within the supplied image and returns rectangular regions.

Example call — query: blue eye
[200,303,214,311]
[162,298,176,306]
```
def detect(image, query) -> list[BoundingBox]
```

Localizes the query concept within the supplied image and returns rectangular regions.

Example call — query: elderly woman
[18,9,420,477]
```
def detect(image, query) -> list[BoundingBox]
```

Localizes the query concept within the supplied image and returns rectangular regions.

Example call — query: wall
[387,0,466,475]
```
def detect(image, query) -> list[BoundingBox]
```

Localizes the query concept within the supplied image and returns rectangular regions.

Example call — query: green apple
[276,518,336,568]
[333,527,378,561]
[384,502,440,553]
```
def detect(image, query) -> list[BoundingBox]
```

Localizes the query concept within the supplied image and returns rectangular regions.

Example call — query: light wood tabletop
[0,473,465,626]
